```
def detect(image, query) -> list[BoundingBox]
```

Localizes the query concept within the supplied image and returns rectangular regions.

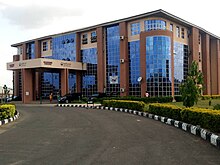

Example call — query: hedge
[201,95,220,100]
[0,104,16,120]
[100,96,183,104]
[148,103,220,132]
[102,100,145,111]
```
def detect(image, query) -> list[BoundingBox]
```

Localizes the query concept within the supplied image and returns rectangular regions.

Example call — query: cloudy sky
[0,0,219,88]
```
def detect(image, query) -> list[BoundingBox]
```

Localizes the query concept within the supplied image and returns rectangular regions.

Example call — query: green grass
[168,98,220,109]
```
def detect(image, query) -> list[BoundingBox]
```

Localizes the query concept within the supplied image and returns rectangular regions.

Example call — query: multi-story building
[7,9,220,103]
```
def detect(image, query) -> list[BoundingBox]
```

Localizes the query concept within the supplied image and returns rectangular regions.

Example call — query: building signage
[19,62,26,67]
[9,64,14,68]
[43,61,53,65]
[60,62,71,67]
[109,76,118,84]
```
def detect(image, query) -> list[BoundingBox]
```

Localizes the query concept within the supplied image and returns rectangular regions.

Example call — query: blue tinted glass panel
[49,33,76,61]
[145,20,166,31]
[174,42,189,95]
[68,72,76,93]
[146,36,171,97]
[131,23,140,36]
[129,40,141,97]
[26,42,35,59]
[41,72,60,99]
[106,25,120,96]
[81,48,97,96]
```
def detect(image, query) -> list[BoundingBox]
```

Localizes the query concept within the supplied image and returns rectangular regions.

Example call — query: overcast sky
[0,0,219,88]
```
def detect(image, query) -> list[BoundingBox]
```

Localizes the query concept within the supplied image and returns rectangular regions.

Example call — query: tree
[180,61,204,107]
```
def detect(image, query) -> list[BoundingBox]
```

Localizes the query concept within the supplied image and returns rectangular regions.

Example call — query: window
[181,28,185,39]
[82,34,88,44]
[91,31,97,43]
[145,20,166,31]
[43,41,48,51]
[17,47,23,55]
[198,35,201,44]
[170,24,173,31]
[176,26,180,37]
[50,40,52,50]
[131,22,140,35]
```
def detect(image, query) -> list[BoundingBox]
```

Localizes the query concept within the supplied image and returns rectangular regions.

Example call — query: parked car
[89,93,107,102]
[58,93,82,103]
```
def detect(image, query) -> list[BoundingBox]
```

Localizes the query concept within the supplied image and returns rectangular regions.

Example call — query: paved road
[0,105,219,165]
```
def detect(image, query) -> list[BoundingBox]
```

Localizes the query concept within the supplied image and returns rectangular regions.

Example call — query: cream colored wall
[81,30,97,50]
[41,39,52,57]
[127,17,189,45]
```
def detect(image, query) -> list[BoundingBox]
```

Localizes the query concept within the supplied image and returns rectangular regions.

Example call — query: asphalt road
[0,105,219,165]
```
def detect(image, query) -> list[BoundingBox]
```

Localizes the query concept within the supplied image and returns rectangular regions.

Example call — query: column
[201,34,211,95]
[119,22,129,96]
[61,69,68,96]
[22,69,34,103]
[13,55,20,97]
[76,32,82,93]
[189,27,199,64]
[210,39,218,94]
[97,27,105,93]
[217,40,220,94]
[35,40,41,58]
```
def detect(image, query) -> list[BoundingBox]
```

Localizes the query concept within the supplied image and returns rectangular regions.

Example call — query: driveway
[0,105,219,165]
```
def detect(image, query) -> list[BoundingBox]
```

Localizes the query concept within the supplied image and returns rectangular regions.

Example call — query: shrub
[0,104,16,120]
[102,100,145,111]
[213,104,220,110]
[201,95,220,100]
[148,103,220,132]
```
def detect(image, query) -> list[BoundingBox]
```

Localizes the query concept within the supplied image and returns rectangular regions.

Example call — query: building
[7,9,220,103]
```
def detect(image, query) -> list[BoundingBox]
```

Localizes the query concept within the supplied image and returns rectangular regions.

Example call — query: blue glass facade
[131,23,140,36]
[128,40,141,96]
[68,72,76,93]
[145,20,166,31]
[26,42,35,59]
[81,48,97,96]
[41,72,60,99]
[146,36,172,96]
[51,33,76,61]
[174,42,189,95]
[106,25,120,96]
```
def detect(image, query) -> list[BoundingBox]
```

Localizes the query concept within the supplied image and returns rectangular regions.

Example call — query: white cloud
[0,4,83,29]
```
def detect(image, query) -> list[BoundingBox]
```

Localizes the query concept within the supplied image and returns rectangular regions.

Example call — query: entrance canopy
[7,58,87,71]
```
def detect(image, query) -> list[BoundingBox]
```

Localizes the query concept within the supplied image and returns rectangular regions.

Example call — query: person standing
[49,93,53,103]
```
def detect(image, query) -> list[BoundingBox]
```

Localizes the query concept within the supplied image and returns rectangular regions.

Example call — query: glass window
[26,42,35,59]
[181,28,185,39]
[91,31,97,43]
[43,41,48,51]
[68,72,76,93]
[129,40,141,97]
[145,20,166,31]
[174,42,189,95]
[176,26,180,37]
[106,25,120,96]
[50,40,52,50]
[81,48,98,97]
[82,34,88,44]
[170,24,173,31]
[146,36,171,97]
[131,22,140,36]
[50,33,76,61]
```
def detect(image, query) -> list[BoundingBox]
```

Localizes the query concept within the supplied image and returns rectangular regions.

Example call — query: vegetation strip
[0,111,19,126]
[57,104,220,149]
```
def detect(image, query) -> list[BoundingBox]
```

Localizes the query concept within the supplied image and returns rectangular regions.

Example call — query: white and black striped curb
[0,111,20,126]
[57,104,220,149]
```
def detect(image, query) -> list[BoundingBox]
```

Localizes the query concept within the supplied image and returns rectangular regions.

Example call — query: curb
[0,111,20,126]
[57,104,220,149]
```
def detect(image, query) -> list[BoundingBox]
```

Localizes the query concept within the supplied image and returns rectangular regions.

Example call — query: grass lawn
[167,98,220,109]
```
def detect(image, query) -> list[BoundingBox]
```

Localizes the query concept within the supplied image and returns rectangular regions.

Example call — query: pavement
[0,105,219,165]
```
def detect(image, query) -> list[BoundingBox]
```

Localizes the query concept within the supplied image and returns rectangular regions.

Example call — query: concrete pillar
[61,69,68,96]
[76,32,82,93]
[22,69,34,103]
[13,55,20,97]
[202,34,211,95]
[119,22,129,96]
[217,40,220,94]
[189,27,200,64]
[35,40,41,58]
[97,27,105,93]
